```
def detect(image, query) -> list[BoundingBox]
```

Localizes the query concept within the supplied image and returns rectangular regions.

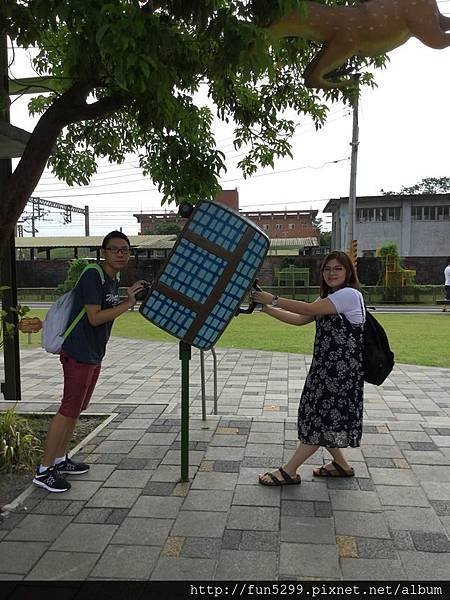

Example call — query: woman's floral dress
[298,313,364,448]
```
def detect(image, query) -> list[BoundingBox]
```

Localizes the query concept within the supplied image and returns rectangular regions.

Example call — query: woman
[252,251,365,486]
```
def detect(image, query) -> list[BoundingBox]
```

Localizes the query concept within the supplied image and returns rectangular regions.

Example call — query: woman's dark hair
[319,251,360,298]
[102,230,131,249]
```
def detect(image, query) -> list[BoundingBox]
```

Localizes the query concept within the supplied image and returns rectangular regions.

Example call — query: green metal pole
[179,341,191,482]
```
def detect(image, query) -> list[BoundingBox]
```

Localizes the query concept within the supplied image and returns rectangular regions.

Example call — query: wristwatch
[271,295,279,307]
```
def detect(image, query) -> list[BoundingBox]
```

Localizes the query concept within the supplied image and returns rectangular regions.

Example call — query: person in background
[442,257,450,312]
[252,251,366,486]
[33,231,146,493]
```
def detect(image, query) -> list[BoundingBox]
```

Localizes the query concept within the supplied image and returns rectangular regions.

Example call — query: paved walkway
[1,339,450,581]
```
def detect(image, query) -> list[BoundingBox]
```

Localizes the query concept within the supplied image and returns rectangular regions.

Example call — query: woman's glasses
[323,266,344,273]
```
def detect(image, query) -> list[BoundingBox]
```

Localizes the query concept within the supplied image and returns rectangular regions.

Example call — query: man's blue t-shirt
[62,267,120,364]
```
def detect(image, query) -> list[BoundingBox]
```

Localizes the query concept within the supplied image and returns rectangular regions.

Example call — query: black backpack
[361,307,395,386]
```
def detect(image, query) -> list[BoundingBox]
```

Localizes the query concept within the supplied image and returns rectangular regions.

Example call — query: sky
[8,0,450,237]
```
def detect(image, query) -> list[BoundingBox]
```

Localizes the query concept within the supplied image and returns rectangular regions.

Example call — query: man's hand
[126,280,148,307]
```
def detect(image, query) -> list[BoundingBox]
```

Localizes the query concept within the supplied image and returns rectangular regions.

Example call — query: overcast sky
[9,1,450,237]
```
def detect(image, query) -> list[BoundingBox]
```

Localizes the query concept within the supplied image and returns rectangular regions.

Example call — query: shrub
[0,409,41,473]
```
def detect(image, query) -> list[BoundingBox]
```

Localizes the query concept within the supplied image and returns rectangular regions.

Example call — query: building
[134,189,321,244]
[323,193,450,257]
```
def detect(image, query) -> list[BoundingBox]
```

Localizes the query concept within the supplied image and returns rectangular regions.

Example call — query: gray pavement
[1,338,450,581]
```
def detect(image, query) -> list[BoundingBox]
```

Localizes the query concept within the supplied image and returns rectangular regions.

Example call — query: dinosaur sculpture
[267,0,450,89]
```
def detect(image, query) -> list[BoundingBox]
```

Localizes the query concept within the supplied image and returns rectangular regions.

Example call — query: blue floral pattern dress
[298,313,364,448]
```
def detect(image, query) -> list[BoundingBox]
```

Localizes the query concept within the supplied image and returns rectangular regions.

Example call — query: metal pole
[0,33,21,401]
[348,82,360,250]
[84,205,90,236]
[200,349,206,421]
[179,340,191,482]
[211,347,218,415]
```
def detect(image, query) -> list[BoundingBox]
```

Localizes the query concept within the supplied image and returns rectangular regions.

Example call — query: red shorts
[59,351,101,418]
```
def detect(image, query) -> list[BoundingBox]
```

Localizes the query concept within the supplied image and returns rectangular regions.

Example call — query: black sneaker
[33,466,71,493]
[57,454,90,475]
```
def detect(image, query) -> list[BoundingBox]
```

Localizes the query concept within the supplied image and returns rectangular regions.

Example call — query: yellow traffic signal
[347,239,358,267]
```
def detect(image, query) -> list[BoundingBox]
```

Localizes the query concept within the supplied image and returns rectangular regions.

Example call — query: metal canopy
[0,121,31,159]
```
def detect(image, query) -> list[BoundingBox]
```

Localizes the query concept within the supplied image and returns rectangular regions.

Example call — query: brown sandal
[259,466,301,486]
[313,460,354,478]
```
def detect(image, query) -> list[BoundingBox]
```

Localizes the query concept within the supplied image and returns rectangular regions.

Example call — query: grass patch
[21,309,450,368]
[0,413,106,510]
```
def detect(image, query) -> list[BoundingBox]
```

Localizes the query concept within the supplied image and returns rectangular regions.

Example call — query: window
[262,224,270,231]
[412,205,449,221]
[437,206,450,221]
[412,206,422,220]
[288,223,295,230]
[356,207,400,223]
[275,223,282,230]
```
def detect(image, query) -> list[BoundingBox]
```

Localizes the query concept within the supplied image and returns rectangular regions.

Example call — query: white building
[323,193,450,257]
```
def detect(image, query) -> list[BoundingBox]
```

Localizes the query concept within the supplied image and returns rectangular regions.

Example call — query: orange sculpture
[267,0,450,89]
[18,317,43,334]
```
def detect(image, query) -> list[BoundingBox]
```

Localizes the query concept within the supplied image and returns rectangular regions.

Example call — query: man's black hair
[102,230,131,249]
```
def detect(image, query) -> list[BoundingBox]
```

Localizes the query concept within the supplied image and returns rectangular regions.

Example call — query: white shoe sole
[58,468,89,475]
[32,477,70,492]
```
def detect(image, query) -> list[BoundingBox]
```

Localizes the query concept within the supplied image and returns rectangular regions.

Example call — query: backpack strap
[357,293,366,325]
[62,264,106,339]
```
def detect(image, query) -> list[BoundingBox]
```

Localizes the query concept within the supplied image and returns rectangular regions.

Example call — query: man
[33,231,146,492]
[443,257,450,312]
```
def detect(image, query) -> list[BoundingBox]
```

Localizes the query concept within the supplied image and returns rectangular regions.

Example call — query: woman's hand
[251,290,274,305]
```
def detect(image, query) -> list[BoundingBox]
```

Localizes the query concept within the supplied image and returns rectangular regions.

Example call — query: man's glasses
[106,247,131,255]
[323,266,344,273]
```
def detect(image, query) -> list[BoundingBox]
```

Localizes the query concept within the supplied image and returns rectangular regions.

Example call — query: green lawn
[20,309,449,368]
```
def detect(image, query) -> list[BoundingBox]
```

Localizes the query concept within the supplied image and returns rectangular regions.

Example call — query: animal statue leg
[410,21,450,49]
[303,40,354,89]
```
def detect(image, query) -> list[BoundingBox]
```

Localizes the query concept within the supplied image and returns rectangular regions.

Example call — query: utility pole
[348,81,360,254]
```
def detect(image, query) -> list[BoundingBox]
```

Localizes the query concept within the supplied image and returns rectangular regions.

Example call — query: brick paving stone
[377,484,430,507]
[356,537,398,558]
[281,500,314,517]
[385,506,445,533]
[104,469,151,488]
[181,537,222,558]
[129,496,183,518]
[233,484,281,508]
[128,445,168,459]
[358,478,375,491]
[0,541,48,575]
[430,500,450,516]
[150,557,215,580]
[33,500,71,515]
[326,478,360,490]
[369,468,418,486]
[182,490,233,512]
[111,517,172,546]
[215,550,278,580]
[91,545,160,579]
[205,446,245,461]
[238,530,280,553]
[399,550,450,580]
[314,501,333,518]
[172,511,228,538]
[335,511,390,538]
[410,531,450,553]
[365,457,396,468]
[105,508,129,525]
[160,535,184,557]
[42,480,103,502]
[213,461,241,473]
[336,535,357,558]
[26,551,99,580]
[117,457,149,470]
[281,516,335,545]
[86,487,141,509]
[329,490,382,512]
[341,558,406,580]
[222,529,242,550]
[390,530,415,550]
[280,543,340,579]
[191,472,238,490]
[74,508,112,524]
[50,523,117,553]
[5,514,71,542]
[228,506,279,531]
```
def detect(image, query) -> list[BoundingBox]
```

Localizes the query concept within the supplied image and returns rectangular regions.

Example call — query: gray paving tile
[399,550,450,580]
[233,484,281,507]
[281,500,314,517]
[191,472,238,490]
[111,517,172,546]
[182,490,233,512]
[329,490,382,512]
[5,514,72,542]
[410,531,450,553]
[376,485,430,507]
[91,545,160,579]
[227,506,279,531]
[150,557,215,580]
[172,511,228,538]
[104,469,152,488]
[281,516,335,544]
[240,530,280,552]
[129,496,183,518]
[94,440,137,454]
[385,506,446,533]
[391,530,415,550]
[356,537,398,558]
[50,523,117,553]
[73,508,112,524]
[335,511,390,538]
[26,551,99,580]
[181,537,222,559]
[341,558,406,580]
[280,543,340,578]
[205,446,245,461]
[423,482,450,501]
[215,550,278,579]
[369,468,418,486]
[86,487,141,508]
[0,541,48,575]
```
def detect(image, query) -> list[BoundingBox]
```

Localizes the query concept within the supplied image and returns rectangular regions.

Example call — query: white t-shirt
[327,287,365,325]
[445,265,450,286]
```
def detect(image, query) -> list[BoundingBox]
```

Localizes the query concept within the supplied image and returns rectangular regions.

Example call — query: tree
[154,222,182,235]
[1,0,384,260]
[381,177,450,196]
